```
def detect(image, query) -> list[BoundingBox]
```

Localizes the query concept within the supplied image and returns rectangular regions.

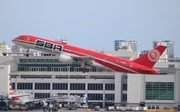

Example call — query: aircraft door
[129,63,133,69]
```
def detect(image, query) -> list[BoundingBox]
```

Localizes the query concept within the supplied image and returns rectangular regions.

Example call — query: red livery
[12,35,167,74]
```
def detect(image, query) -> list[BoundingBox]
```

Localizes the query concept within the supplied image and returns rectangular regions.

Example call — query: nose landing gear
[80,68,89,73]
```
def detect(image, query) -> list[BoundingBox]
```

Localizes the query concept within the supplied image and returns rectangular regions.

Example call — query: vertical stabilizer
[9,74,14,94]
[133,45,167,68]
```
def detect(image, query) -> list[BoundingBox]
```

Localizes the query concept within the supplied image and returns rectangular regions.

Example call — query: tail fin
[8,74,13,94]
[133,45,167,68]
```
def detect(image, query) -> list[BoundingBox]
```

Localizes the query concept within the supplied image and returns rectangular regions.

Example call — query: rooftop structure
[153,40,175,58]
[114,40,138,51]
[0,42,11,56]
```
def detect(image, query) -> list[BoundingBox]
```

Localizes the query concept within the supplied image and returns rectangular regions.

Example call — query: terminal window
[122,94,127,101]
[88,94,103,100]
[88,83,103,90]
[17,83,33,90]
[53,83,68,90]
[35,83,50,90]
[12,83,15,90]
[105,94,115,100]
[146,82,174,100]
[70,83,85,90]
[123,84,127,90]
[105,84,115,90]
[35,93,50,99]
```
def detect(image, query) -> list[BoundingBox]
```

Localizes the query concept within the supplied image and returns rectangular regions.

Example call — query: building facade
[0,48,180,108]
[0,42,11,56]
[12,45,21,53]
[153,40,175,58]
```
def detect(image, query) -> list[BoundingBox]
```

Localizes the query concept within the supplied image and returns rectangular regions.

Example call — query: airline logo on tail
[147,49,160,62]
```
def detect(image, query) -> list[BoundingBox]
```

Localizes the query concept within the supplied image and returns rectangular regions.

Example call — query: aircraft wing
[9,94,30,98]
[72,55,94,62]
[22,99,43,103]
[21,99,47,107]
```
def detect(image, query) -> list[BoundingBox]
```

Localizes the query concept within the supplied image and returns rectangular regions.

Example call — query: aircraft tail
[8,74,14,94]
[133,45,167,68]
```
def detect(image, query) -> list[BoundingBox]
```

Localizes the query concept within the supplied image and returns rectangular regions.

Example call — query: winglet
[133,45,167,68]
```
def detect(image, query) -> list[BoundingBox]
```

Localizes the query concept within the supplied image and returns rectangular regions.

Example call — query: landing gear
[79,62,90,73]
[80,68,89,73]
[25,102,34,110]
[19,105,29,111]
[26,49,29,57]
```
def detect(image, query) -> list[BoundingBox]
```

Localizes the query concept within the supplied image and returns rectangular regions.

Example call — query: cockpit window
[16,36,21,39]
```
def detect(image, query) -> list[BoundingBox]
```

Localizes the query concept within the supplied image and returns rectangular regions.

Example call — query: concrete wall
[127,74,145,106]
[0,56,17,72]
[174,70,180,107]
[0,65,10,95]
[115,72,122,103]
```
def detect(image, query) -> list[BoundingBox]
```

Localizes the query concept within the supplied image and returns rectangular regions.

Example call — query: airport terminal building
[0,44,180,108]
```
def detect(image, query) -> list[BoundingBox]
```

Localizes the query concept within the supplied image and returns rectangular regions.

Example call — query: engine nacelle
[33,100,47,108]
[59,54,76,64]
[40,100,47,107]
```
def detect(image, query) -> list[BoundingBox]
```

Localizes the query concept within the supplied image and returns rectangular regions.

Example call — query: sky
[0,0,180,57]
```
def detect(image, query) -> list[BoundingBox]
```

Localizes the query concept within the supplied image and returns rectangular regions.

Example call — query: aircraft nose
[12,38,16,43]
[12,37,19,44]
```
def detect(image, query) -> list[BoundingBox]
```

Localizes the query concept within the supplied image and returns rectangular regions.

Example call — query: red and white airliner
[12,35,167,74]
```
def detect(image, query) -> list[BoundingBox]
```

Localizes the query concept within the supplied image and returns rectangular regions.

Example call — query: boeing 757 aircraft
[12,35,167,74]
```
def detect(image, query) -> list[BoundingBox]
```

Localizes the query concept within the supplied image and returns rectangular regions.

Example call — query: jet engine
[33,100,47,109]
[39,100,47,108]
[59,54,77,64]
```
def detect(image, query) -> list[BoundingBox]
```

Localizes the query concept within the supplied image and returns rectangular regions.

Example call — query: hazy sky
[0,0,180,57]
